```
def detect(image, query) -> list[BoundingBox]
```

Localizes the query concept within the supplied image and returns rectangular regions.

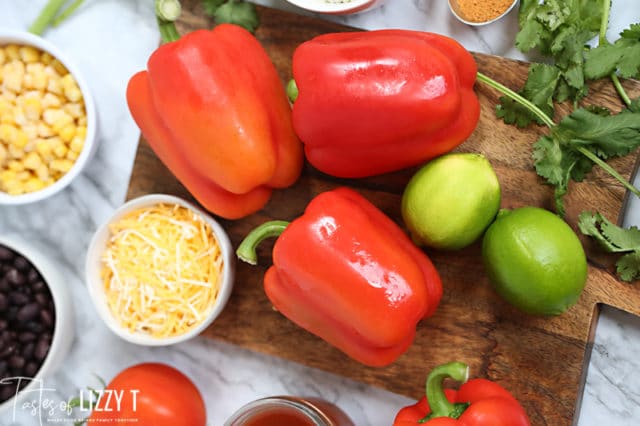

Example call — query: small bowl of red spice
[448,0,519,26]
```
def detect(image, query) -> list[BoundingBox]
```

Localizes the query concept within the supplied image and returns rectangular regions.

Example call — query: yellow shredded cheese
[101,203,223,338]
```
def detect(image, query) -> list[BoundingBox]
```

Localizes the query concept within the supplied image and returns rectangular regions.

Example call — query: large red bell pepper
[127,24,303,219]
[236,187,442,367]
[289,29,480,178]
[394,362,530,425]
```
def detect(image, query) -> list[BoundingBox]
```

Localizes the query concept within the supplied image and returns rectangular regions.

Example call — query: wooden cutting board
[126,2,640,424]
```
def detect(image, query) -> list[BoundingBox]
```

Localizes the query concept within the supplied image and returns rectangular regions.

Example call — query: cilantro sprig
[579,212,640,282]
[203,0,260,33]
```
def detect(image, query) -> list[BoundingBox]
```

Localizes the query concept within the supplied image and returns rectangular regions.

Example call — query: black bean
[0,343,16,359]
[39,310,54,328]
[24,321,44,334]
[18,332,36,343]
[17,303,40,322]
[6,306,18,321]
[13,256,29,272]
[22,342,34,360]
[31,280,46,292]
[8,356,24,370]
[0,278,9,292]
[0,246,12,261]
[0,384,17,402]
[0,360,6,374]
[24,362,39,377]
[34,292,49,307]
[0,319,6,331]
[34,339,50,361]
[8,292,28,306]
[5,269,25,287]
[0,294,7,312]
[27,268,40,283]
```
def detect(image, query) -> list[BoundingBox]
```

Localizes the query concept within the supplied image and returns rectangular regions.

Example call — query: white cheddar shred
[101,203,223,338]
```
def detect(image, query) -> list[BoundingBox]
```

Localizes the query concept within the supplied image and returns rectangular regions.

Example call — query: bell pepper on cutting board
[289,30,480,178]
[236,187,442,367]
[393,362,530,425]
[127,24,303,219]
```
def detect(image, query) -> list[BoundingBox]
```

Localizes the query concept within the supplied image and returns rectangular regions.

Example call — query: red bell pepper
[236,187,442,367]
[127,23,303,219]
[288,29,480,178]
[394,362,530,425]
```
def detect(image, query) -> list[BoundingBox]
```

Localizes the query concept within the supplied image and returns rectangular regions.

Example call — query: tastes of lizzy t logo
[0,376,140,424]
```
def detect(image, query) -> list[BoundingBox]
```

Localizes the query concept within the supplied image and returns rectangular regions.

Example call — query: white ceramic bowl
[0,30,98,205]
[0,235,75,417]
[448,0,519,26]
[85,194,235,346]
[284,0,384,15]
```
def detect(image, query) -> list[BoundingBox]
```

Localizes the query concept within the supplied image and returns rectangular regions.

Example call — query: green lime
[482,207,588,316]
[401,153,501,250]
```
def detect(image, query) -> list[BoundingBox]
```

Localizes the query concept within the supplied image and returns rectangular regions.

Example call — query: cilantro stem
[611,74,632,107]
[52,0,84,27]
[597,0,632,107]
[476,72,555,128]
[28,0,67,35]
[575,146,640,198]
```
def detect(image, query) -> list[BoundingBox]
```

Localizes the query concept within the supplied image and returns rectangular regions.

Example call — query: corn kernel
[40,52,54,65]
[23,152,42,170]
[7,160,24,172]
[77,116,87,126]
[12,106,27,126]
[64,103,84,118]
[43,108,70,126]
[50,59,68,76]
[0,169,16,182]
[0,48,6,65]
[42,93,61,108]
[12,128,28,148]
[5,45,19,60]
[53,144,68,158]
[35,164,49,181]
[23,97,42,121]
[24,177,45,192]
[8,144,24,159]
[0,124,18,143]
[69,134,85,153]
[0,144,6,165]
[16,170,31,181]
[35,139,52,158]
[19,46,40,63]
[37,123,54,137]
[59,125,75,143]
[50,159,73,173]
[22,124,38,140]
[66,149,79,161]
[3,61,25,92]
[46,78,62,95]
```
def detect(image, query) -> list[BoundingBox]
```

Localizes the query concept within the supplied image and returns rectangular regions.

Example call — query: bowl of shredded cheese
[0,30,97,204]
[85,194,234,346]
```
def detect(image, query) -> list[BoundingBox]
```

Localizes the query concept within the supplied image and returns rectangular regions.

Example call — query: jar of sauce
[225,396,355,426]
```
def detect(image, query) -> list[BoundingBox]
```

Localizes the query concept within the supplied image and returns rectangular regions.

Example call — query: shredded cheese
[101,203,223,338]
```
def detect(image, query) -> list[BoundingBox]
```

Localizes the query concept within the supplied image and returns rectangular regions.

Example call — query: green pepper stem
[236,220,290,265]
[425,362,470,419]
[287,79,299,103]
[476,72,555,128]
[155,0,182,43]
[28,0,68,35]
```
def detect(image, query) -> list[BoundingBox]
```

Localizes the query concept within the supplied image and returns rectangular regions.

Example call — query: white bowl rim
[0,234,74,414]
[85,194,235,346]
[285,0,379,14]
[448,0,519,26]
[0,29,97,205]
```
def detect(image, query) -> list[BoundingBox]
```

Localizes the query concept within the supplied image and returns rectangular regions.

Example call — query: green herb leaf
[578,211,640,282]
[214,1,259,33]
[629,98,640,113]
[203,0,226,16]
[585,23,640,79]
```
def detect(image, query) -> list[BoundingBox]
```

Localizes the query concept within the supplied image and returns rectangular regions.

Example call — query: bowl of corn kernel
[0,30,96,204]
[85,194,235,346]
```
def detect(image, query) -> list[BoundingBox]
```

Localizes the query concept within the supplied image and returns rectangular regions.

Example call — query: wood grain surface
[126,3,640,425]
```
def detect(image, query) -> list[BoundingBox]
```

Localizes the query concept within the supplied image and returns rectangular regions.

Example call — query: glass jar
[224,396,355,426]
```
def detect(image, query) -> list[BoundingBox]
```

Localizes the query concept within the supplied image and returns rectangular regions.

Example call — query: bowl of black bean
[0,235,74,414]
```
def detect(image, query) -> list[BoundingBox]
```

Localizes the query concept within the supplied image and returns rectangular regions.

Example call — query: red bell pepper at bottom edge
[236,187,442,367]
[290,29,481,178]
[394,362,530,426]
[127,24,303,219]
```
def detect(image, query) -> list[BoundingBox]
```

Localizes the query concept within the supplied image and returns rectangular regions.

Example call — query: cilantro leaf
[630,98,640,113]
[533,108,640,215]
[585,23,640,79]
[214,1,259,33]
[203,0,226,16]
[578,211,640,282]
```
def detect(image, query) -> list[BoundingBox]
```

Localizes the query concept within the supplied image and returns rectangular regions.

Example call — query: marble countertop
[1,0,640,424]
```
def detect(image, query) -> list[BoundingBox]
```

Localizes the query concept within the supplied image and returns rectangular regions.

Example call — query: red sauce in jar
[242,407,316,426]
